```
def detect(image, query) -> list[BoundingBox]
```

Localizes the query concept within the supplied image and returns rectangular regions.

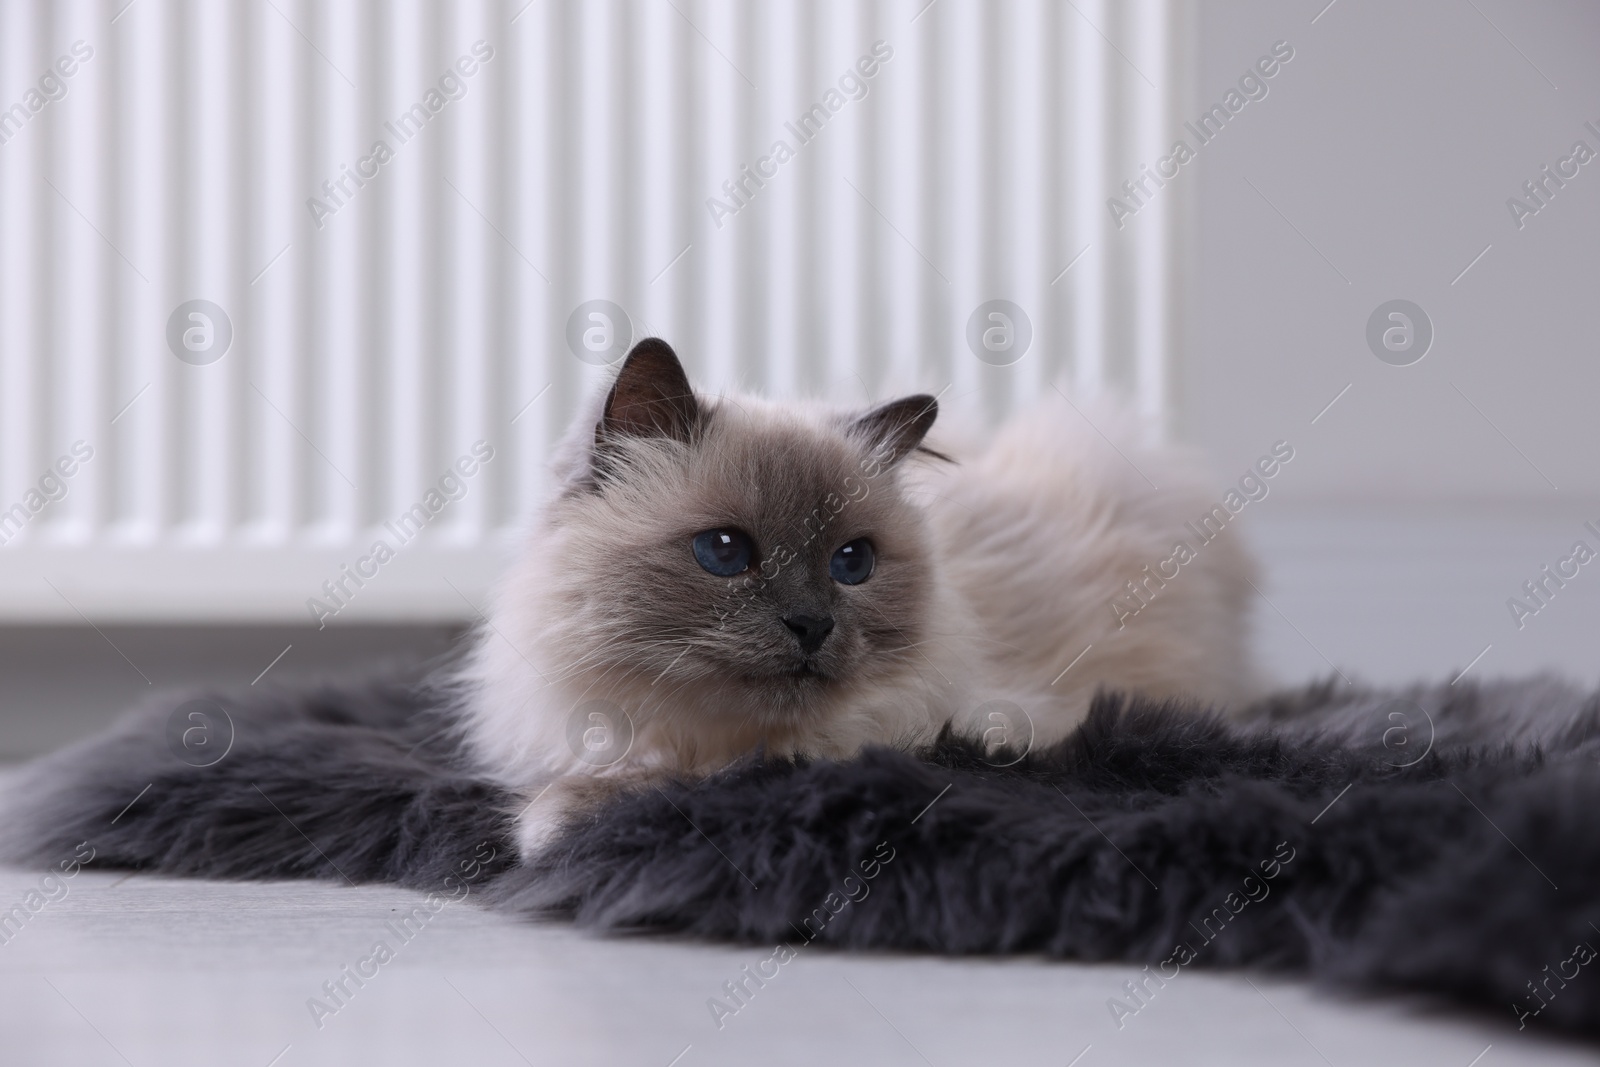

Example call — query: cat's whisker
[853,600,953,686]
[544,636,694,680]
[876,640,941,654]
[554,648,680,689]
[646,674,704,713]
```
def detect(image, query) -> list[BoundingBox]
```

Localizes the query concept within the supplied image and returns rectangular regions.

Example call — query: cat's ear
[596,338,703,446]
[848,394,940,469]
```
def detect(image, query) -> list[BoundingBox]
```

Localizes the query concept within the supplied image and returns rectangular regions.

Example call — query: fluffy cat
[457,339,1258,854]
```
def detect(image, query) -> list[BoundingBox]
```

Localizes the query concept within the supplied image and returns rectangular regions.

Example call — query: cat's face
[538,340,941,727]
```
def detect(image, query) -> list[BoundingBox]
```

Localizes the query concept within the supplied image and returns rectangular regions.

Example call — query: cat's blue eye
[693,529,754,576]
[830,539,875,585]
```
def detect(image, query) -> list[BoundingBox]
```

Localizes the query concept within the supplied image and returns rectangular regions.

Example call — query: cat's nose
[782,613,835,654]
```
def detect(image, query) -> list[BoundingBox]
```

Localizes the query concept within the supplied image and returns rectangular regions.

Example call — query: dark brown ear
[597,339,702,446]
[849,394,939,469]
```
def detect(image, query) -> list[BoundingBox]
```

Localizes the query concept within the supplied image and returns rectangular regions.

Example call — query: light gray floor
[4,506,1600,1061]
[0,624,464,761]
[0,868,1589,1067]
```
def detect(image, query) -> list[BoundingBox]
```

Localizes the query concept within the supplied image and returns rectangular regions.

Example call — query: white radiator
[0,0,1192,622]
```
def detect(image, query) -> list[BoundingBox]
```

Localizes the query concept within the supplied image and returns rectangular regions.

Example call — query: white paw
[513,783,578,859]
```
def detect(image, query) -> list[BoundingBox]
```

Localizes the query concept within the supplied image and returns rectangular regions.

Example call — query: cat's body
[457,341,1258,854]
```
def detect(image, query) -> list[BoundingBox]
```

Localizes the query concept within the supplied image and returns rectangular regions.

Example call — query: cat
[455,339,1259,855]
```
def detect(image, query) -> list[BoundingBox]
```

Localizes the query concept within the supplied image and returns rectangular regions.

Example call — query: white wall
[1188,0,1600,686]
[1187,0,1600,502]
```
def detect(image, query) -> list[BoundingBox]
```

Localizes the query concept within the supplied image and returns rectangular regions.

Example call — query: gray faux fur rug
[4,668,1599,1039]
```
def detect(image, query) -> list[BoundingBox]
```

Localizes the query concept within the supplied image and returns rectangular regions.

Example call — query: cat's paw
[514,807,570,857]
[512,774,649,859]
[512,778,587,859]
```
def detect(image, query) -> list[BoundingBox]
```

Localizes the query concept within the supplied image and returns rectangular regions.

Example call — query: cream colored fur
[457,358,1258,856]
